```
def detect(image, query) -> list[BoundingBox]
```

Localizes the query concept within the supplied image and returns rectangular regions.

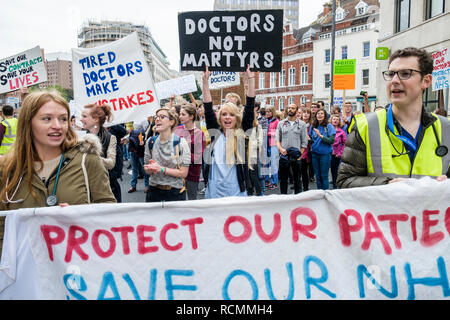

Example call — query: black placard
[178,10,283,72]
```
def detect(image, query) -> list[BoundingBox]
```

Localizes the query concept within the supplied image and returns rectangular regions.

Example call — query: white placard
[155,75,197,100]
[72,32,159,126]
[209,71,240,90]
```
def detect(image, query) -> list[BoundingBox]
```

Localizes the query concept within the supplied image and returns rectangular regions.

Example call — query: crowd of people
[0,47,449,256]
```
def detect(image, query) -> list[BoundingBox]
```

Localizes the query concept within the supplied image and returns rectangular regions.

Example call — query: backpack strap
[172,134,186,194]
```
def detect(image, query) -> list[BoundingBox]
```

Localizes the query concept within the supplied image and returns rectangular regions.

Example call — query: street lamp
[330,0,336,108]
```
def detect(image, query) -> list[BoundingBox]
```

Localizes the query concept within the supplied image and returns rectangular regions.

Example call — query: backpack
[147,133,186,193]
[103,132,123,181]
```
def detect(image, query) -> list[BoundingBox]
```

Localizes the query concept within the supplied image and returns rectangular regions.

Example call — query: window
[362,69,369,86]
[259,72,265,89]
[396,0,410,32]
[300,65,308,85]
[279,69,285,87]
[336,7,345,21]
[363,42,370,57]
[279,97,285,110]
[270,97,275,106]
[426,0,445,19]
[356,1,368,16]
[270,72,277,88]
[325,74,331,89]
[325,49,331,63]
[342,46,348,59]
[288,67,296,86]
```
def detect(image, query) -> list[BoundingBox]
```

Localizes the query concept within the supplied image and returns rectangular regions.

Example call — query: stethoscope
[386,105,448,158]
[2,153,65,206]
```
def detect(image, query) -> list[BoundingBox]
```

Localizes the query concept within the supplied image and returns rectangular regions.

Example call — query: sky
[0,0,329,70]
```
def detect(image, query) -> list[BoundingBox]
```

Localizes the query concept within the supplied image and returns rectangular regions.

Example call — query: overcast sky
[0,0,328,70]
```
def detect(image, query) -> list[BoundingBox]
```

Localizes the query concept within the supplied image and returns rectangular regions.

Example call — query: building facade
[77,20,172,83]
[40,52,73,91]
[313,0,380,112]
[213,0,300,28]
[377,0,449,112]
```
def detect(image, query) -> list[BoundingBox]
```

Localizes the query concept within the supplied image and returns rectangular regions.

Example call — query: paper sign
[1,178,449,300]
[0,46,47,94]
[178,10,283,72]
[376,47,389,60]
[155,75,198,100]
[432,48,449,91]
[209,71,240,90]
[333,59,356,90]
[72,32,159,126]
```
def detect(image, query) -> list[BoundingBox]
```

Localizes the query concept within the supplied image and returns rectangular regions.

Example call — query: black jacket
[203,97,255,193]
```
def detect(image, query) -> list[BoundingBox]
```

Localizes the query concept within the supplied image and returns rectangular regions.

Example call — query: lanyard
[386,105,419,152]
[46,152,65,206]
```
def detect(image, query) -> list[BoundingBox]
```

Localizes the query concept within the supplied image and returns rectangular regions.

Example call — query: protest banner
[0,46,47,94]
[333,59,356,90]
[0,178,449,300]
[432,48,449,91]
[155,75,198,100]
[72,32,159,126]
[178,10,283,72]
[209,71,240,90]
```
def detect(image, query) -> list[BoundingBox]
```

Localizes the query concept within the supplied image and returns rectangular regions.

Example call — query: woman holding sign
[0,91,116,255]
[202,65,255,199]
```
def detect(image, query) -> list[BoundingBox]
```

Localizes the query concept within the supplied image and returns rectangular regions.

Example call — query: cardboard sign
[0,46,47,94]
[432,48,449,91]
[155,75,198,100]
[1,178,449,300]
[209,71,240,90]
[178,10,283,72]
[333,59,356,90]
[72,32,159,126]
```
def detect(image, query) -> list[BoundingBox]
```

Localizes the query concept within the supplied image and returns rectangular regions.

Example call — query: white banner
[1,178,449,300]
[209,71,240,90]
[72,32,159,126]
[0,46,47,94]
[432,48,449,91]
[155,75,197,100]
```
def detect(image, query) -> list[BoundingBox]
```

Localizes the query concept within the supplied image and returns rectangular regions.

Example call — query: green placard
[333,59,356,75]
[376,47,389,60]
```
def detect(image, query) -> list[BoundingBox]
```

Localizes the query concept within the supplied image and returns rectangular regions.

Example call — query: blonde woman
[201,65,255,198]
[0,91,116,255]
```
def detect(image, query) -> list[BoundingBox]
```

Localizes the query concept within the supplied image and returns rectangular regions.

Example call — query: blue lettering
[90,71,98,83]
[111,79,119,92]
[98,69,106,81]
[135,61,143,73]
[222,269,258,300]
[79,57,88,70]
[97,272,121,300]
[89,56,98,68]
[405,256,450,300]
[357,265,398,298]
[83,73,91,85]
[86,85,96,97]
[117,64,126,77]
[101,81,111,94]
[106,67,115,78]
[264,262,294,300]
[98,53,107,66]
[126,63,134,76]
[95,83,102,95]
[303,255,336,299]
[148,269,157,300]
[108,51,116,64]
[165,269,197,300]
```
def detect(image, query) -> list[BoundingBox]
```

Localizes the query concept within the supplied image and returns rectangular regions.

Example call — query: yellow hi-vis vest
[353,110,449,179]
[0,118,18,155]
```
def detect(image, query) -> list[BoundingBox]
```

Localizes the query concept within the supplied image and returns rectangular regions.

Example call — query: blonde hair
[0,90,77,208]
[225,92,242,107]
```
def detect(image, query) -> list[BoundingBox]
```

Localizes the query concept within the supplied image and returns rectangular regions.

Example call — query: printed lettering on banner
[72,32,159,126]
[0,46,47,94]
[209,71,240,90]
[432,48,449,91]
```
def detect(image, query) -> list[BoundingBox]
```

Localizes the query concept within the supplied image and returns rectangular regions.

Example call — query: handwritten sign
[178,10,283,72]
[209,71,240,90]
[432,48,449,91]
[0,46,47,94]
[1,178,449,300]
[72,32,159,126]
[155,75,198,100]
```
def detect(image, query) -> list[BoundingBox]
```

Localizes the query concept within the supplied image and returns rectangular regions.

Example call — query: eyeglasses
[382,69,423,81]
[155,114,171,120]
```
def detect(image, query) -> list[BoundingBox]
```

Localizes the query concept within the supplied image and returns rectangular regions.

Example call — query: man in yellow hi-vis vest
[337,47,449,188]
[0,105,18,155]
